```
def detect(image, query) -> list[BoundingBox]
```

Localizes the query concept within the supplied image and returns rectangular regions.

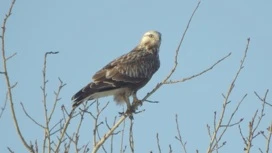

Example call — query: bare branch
[80,101,97,119]
[94,126,107,153]
[265,123,272,153]
[92,115,126,153]
[164,52,231,84]
[175,114,187,153]
[243,90,269,153]
[120,111,126,153]
[90,100,109,147]
[206,38,250,153]
[49,78,66,122]
[7,147,14,153]
[255,90,272,107]
[73,104,87,152]
[6,52,17,61]
[49,119,63,136]
[156,133,162,153]
[1,0,34,152]
[207,124,212,139]
[144,99,159,103]
[169,145,173,153]
[164,1,202,82]
[41,51,59,153]
[139,1,202,108]
[129,120,135,153]
[0,92,8,119]
[55,108,76,152]
[109,116,117,153]
[20,102,45,129]
[35,140,39,153]
[212,111,219,153]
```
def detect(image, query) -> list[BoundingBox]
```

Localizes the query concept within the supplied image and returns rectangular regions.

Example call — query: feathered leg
[124,96,131,111]
[124,96,135,119]
[132,92,142,105]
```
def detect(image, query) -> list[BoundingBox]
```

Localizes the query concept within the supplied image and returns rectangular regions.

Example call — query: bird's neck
[138,44,160,54]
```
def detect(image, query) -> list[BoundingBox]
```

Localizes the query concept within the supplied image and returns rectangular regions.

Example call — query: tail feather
[71,82,118,108]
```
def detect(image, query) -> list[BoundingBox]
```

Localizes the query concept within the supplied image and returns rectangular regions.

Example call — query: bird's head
[139,31,161,50]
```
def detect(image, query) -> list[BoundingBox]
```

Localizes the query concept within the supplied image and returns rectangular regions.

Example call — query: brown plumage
[72,30,162,109]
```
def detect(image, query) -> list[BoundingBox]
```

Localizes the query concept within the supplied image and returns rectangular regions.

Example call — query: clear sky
[1,0,272,152]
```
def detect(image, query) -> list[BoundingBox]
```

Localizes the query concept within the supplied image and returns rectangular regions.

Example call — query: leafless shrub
[1,0,271,153]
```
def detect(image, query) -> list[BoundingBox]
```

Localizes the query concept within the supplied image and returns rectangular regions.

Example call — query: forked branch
[206,38,251,153]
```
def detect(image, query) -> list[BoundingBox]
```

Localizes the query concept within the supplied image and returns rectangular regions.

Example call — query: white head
[139,30,161,49]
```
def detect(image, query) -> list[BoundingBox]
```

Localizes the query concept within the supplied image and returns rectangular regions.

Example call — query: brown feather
[72,31,161,108]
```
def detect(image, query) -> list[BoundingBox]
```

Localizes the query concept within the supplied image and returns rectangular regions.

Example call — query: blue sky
[1,0,272,152]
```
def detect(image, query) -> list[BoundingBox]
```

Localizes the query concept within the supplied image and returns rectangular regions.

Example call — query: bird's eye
[149,34,154,38]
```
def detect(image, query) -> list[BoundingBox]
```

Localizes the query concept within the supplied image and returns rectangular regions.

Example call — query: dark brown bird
[72,30,161,110]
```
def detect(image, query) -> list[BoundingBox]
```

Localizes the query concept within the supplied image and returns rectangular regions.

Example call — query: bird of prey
[72,30,161,112]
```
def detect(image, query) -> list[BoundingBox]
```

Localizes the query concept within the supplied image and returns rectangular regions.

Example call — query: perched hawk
[72,30,161,111]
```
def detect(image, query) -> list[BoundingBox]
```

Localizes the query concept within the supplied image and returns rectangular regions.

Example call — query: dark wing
[92,47,160,83]
[72,47,160,108]
[72,81,118,107]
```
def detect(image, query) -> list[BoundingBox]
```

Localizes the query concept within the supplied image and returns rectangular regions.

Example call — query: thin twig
[0,92,8,119]
[164,53,231,84]
[73,103,88,152]
[239,124,247,146]
[41,51,59,153]
[212,111,219,153]
[129,120,135,153]
[20,102,45,129]
[55,108,76,152]
[92,115,126,153]
[207,124,212,139]
[35,140,39,153]
[265,123,272,153]
[163,1,201,83]
[245,110,258,152]
[110,116,117,153]
[255,90,271,107]
[156,133,162,153]
[243,90,268,153]
[6,52,17,61]
[7,147,14,153]
[49,119,64,136]
[120,110,126,153]
[175,114,187,153]
[91,100,109,147]
[49,78,66,122]
[169,145,173,153]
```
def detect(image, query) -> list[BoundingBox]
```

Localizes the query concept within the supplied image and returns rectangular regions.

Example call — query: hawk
[72,30,161,111]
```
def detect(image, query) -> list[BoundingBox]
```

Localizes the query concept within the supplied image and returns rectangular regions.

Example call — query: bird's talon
[125,107,135,119]
[138,100,143,106]
[125,108,134,114]
[133,99,143,106]
[129,115,134,120]
[119,111,125,116]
